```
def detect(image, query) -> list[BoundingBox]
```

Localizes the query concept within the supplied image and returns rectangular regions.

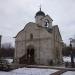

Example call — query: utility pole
[69,38,74,68]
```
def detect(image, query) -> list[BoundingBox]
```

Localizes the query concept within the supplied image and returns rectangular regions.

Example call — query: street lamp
[0,35,2,49]
[69,38,74,68]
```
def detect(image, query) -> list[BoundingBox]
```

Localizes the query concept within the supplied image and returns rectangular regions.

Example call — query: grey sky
[0,0,75,46]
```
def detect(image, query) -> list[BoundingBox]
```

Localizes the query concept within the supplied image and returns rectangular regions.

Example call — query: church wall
[15,41,26,63]
[25,39,41,65]
[29,40,40,64]
[23,23,53,65]
[39,28,52,38]
[15,29,26,63]
[15,41,25,57]
[15,10,63,65]
[39,39,54,65]
[52,26,63,63]
[25,38,53,65]
[15,29,25,41]
[23,24,40,64]
[35,16,44,26]
[25,24,39,40]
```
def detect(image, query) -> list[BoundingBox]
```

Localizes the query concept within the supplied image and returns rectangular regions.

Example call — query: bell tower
[35,7,53,29]
[35,7,45,26]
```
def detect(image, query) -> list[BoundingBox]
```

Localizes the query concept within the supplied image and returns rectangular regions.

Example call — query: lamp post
[69,38,74,68]
[0,35,2,49]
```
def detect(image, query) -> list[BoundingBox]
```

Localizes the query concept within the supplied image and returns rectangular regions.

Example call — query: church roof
[35,8,45,17]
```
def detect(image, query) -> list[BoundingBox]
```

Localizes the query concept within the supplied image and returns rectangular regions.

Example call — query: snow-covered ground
[0,57,75,75]
[1,68,75,75]
[61,71,75,75]
[63,56,75,62]
[0,68,58,75]
[3,58,13,63]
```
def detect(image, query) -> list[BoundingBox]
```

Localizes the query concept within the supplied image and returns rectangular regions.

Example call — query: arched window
[30,33,33,40]
[45,19,49,27]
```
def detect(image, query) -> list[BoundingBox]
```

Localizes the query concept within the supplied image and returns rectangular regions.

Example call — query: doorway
[27,48,35,64]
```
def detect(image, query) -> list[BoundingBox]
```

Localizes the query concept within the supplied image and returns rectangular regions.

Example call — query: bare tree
[2,43,13,49]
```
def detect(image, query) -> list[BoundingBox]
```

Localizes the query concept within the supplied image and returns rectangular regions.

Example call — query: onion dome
[35,8,45,17]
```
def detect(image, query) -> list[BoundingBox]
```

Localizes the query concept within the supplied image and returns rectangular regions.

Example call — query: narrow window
[30,33,33,40]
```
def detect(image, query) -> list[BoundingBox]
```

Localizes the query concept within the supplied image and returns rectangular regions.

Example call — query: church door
[27,48,35,64]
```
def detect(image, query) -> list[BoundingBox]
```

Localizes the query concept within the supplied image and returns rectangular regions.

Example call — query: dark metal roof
[35,10,45,17]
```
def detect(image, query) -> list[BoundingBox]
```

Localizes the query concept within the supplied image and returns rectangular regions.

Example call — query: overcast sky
[0,0,75,46]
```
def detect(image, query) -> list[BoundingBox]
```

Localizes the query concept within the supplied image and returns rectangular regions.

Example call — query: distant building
[15,8,63,65]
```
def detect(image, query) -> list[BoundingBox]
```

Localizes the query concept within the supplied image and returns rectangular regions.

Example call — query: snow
[63,56,75,62]
[61,71,75,75]
[0,68,58,75]
[4,59,13,63]
[63,56,71,62]
[0,58,13,64]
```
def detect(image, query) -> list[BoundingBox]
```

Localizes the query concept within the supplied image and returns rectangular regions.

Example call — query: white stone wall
[52,25,63,63]
[35,16,44,26]
[15,16,62,65]
[39,39,53,65]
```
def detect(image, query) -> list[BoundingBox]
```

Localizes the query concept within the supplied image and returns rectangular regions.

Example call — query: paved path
[26,65,75,71]
[50,69,67,75]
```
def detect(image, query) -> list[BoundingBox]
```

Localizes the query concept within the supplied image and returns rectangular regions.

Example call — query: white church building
[15,8,63,65]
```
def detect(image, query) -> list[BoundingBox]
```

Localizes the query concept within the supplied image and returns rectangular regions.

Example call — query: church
[15,8,63,65]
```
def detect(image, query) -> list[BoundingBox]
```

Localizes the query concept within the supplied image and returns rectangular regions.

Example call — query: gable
[25,23,52,40]
[15,21,53,42]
